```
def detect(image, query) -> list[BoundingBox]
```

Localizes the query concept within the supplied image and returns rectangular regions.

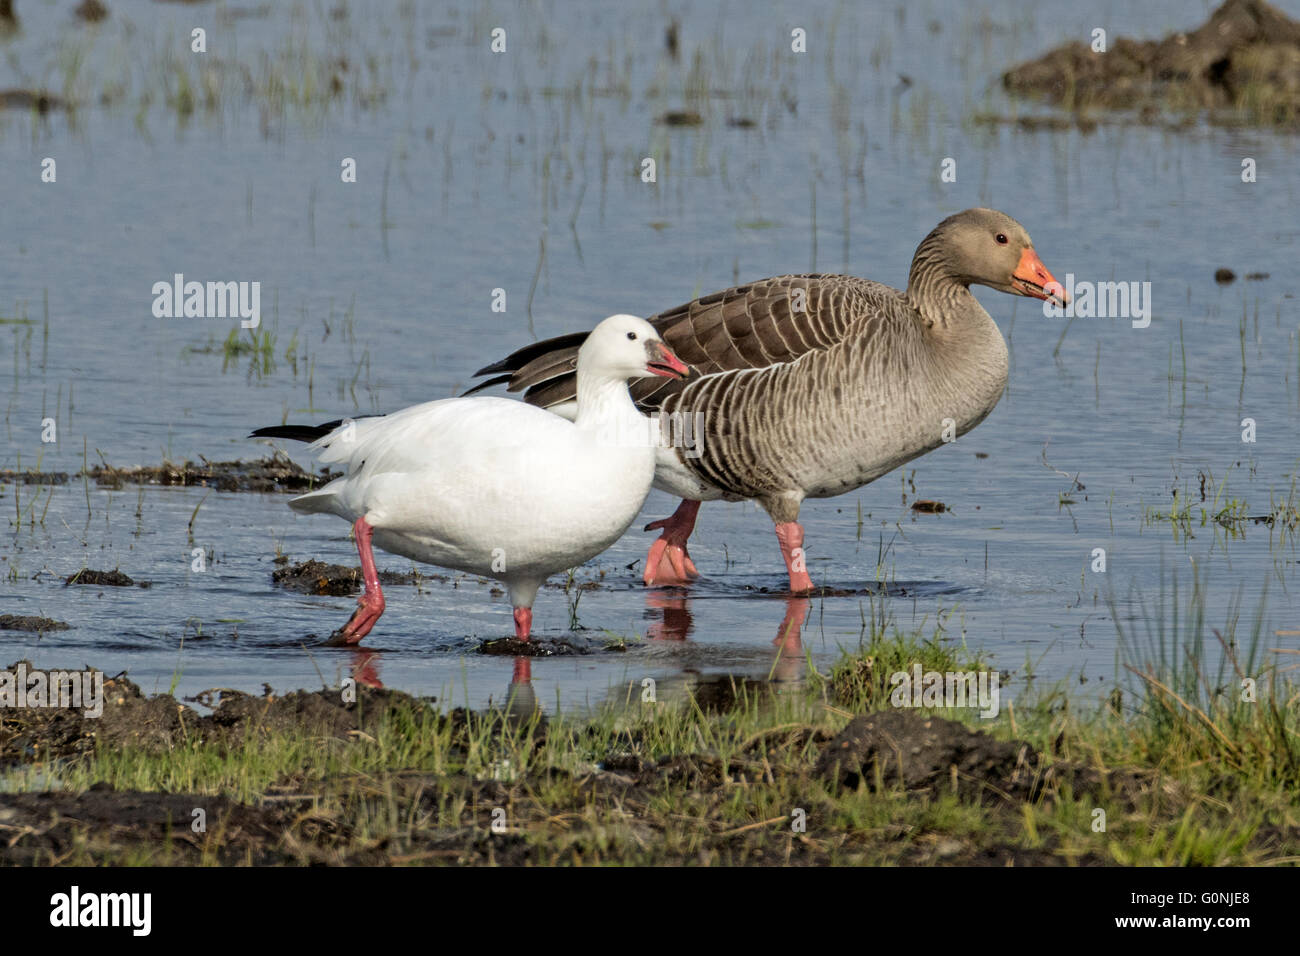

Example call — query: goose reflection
[349,650,384,689]
[640,591,811,689]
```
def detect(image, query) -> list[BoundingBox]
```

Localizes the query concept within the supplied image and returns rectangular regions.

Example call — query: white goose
[252,314,689,644]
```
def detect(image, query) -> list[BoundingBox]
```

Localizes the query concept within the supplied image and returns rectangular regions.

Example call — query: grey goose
[470,208,1066,593]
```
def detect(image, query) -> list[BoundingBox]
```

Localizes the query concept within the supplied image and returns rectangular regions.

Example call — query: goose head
[915,208,1067,308]
[578,314,690,382]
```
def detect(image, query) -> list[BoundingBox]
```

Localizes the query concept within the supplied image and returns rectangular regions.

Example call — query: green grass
[4,578,1297,865]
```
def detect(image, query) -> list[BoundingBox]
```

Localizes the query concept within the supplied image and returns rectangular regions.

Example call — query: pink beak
[646,340,690,379]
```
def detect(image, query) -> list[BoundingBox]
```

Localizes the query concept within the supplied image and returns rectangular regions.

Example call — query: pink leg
[643,499,701,587]
[513,606,533,640]
[328,517,386,645]
[774,521,815,594]
[511,657,532,684]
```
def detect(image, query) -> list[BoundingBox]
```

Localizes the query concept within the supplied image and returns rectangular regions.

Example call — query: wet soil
[0,789,295,866]
[86,455,339,493]
[1003,0,1300,124]
[0,664,435,766]
[814,711,1147,807]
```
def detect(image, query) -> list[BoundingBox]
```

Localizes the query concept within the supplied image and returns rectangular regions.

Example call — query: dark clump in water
[74,0,108,23]
[0,470,68,485]
[0,90,66,113]
[63,569,135,587]
[658,110,703,126]
[1003,0,1300,125]
[0,615,70,632]
[478,637,586,656]
[271,558,426,595]
[87,455,338,493]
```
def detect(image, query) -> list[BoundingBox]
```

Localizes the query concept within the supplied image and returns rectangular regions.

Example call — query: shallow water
[2,0,1298,712]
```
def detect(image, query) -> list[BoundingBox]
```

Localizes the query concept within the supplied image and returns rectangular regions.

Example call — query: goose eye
[626,331,637,340]
[995,233,1008,245]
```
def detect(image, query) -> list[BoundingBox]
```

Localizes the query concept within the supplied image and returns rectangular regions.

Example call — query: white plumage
[255,313,688,644]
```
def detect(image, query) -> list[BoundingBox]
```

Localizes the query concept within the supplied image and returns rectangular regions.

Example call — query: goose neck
[574,372,641,430]
[906,247,975,331]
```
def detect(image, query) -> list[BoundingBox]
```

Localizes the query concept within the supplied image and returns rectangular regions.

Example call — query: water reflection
[769,596,809,686]
[639,591,811,696]
[503,657,538,720]
[644,591,694,641]
[349,649,383,689]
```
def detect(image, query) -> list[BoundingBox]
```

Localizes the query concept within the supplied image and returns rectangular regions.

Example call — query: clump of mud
[477,636,587,656]
[271,559,429,596]
[0,470,69,485]
[87,454,339,493]
[1003,0,1300,125]
[0,90,66,113]
[63,569,138,587]
[0,615,70,632]
[74,0,109,23]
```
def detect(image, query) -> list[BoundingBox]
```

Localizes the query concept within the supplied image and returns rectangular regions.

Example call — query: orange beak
[1012,247,1068,306]
[645,339,690,379]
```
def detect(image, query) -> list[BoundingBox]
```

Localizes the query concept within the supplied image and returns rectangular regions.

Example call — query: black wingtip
[472,331,592,379]
[249,424,333,443]
[461,374,514,397]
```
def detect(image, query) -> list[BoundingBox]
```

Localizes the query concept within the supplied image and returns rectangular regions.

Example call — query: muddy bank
[0,789,294,866]
[5,662,1276,865]
[0,666,1131,864]
[815,711,1146,806]
[86,455,338,493]
[1003,0,1300,125]
[0,665,439,767]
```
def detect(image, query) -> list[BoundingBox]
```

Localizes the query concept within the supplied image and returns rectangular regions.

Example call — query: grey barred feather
[469,209,1047,521]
